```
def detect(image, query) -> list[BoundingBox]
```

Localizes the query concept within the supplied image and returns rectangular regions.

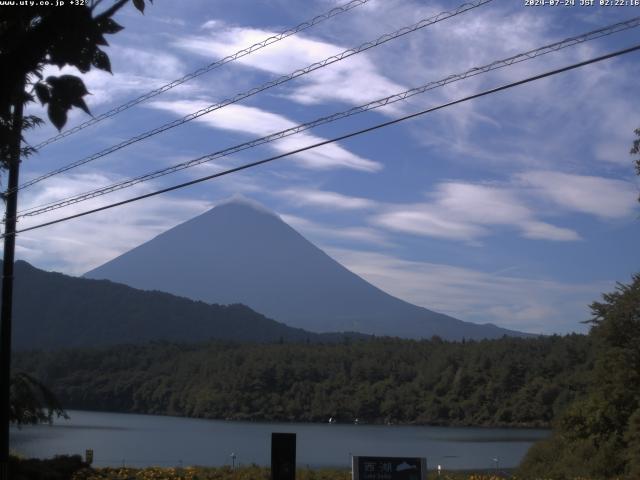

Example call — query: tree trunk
[0,76,24,480]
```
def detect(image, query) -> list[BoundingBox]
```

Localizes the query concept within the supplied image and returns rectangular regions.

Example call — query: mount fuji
[85,197,528,340]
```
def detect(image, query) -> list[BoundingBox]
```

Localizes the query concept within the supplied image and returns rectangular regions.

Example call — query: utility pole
[0,76,25,480]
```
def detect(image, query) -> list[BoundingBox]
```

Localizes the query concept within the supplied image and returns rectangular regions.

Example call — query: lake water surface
[11,410,549,470]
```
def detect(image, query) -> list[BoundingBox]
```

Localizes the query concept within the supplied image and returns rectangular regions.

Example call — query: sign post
[271,432,296,480]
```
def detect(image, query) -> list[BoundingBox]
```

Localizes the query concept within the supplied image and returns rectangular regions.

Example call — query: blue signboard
[352,456,426,480]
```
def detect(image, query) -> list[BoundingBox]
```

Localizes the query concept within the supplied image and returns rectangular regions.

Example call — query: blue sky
[8,0,640,334]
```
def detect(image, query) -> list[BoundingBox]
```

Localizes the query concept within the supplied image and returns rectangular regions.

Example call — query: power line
[16,0,492,194]
[7,43,639,238]
[16,16,640,219]
[32,0,373,150]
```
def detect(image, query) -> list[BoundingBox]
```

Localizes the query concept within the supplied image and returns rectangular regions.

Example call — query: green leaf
[132,0,145,13]
[92,49,111,73]
[98,18,124,34]
[22,115,44,130]
[95,34,109,47]
[10,371,67,426]
[34,83,51,105]
[47,102,67,131]
[71,97,91,116]
[49,75,89,98]
[46,75,92,122]
[75,49,93,73]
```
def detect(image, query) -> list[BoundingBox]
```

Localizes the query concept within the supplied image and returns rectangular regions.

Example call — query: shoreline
[49,408,554,431]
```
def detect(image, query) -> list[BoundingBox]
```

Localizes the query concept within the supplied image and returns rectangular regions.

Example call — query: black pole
[0,77,24,480]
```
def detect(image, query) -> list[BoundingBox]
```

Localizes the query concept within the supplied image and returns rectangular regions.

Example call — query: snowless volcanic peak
[85,197,528,340]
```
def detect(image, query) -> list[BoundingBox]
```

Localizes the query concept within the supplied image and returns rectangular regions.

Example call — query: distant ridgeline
[14,335,593,428]
[4,199,534,345]
[4,260,366,350]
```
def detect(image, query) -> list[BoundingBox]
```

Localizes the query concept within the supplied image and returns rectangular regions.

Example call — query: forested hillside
[14,334,592,428]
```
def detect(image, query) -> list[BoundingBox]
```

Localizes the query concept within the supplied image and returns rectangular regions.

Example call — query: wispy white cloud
[436,182,530,224]
[280,214,391,247]
[152,16,187,27]
[520,221,581,242]
[148,100,382,172]
[175,25,340,72]
[173,24,406,110]
[354,2,640,176]
[374,206,487,242]
[517,171,638,219]
[278,188,378,210]
[326,247,609,333]
[372,182,580,242]
[200,19,221,30]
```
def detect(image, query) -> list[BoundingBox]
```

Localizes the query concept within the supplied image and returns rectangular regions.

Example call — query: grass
[8,456,607,480]
[70,466,515,480]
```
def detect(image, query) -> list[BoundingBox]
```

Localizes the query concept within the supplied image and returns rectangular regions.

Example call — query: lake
[11,410,549,470]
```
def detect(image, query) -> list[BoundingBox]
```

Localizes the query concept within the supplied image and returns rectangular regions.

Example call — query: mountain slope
[85,198,527,340]
[7,260,354,350]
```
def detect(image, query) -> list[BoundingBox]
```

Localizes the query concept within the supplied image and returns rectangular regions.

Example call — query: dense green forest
[14,334,592,428]
[519,274,640,479]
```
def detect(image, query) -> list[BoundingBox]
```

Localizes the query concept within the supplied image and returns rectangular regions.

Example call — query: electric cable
[16,0,492,193]
[32,0,373,150]
[6,43,638,238]
[16,16,640,219]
